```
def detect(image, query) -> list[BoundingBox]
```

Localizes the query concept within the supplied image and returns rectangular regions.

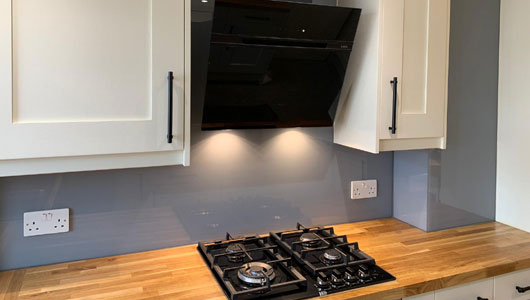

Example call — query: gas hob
[197,223,395,300]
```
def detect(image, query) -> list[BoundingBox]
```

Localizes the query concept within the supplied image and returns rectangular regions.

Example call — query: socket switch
[24,208,70,237]
[351,180,377,200]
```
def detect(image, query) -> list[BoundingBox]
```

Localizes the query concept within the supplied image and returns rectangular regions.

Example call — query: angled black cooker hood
[201,0,361,130]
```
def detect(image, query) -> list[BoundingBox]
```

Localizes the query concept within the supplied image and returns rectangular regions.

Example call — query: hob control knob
[344,267,358,284]
[331,270,344,286]
[358,265,371,279]
[317,276,330,288]
[345,271,356,282]
[317,272,330,288]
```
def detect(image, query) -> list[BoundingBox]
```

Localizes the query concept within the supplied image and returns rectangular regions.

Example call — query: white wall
[497,0,530,233]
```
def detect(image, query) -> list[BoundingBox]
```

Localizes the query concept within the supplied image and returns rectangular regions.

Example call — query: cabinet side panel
[0,0,12,128]
[334,0,380,153]
[497,0,530,233]
[183,0,191,166]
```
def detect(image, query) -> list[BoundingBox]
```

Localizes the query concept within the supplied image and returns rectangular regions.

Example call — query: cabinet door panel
[1,0,185,160]
[435,278,493,300]
[379,0,404,140]
[401,0,428,115]
[12,0,152,123]
[397,0,449,139]
[495,269,530,299]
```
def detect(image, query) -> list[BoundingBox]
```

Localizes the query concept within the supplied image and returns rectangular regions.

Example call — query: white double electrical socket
[351,180,377,200]
[23,208,70,237]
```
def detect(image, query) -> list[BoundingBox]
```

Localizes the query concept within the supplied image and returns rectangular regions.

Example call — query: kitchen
[0,0,528,299]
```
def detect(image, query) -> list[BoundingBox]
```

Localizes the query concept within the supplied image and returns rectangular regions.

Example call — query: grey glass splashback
[0,0,392,271]
[393,0,499,232]
[0,127,393,271]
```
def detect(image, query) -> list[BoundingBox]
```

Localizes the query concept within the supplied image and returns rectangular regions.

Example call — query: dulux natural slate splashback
[0,0,392,270]
[0,128,393,271]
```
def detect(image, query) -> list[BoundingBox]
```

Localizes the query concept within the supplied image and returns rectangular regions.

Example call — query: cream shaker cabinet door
[380,0,450,141]
[434,278,494,300]
[0,0,186,161]
[494,268,530,299]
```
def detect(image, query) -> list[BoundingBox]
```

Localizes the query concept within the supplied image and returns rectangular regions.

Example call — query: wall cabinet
[334,0,450,153]
[0,0,191,176]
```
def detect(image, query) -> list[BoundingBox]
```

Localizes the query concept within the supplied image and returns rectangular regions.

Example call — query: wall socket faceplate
[351,180,377,200]
[24,208,70,237]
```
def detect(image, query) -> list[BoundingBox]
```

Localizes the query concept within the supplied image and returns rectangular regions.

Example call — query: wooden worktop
[1,218,530,300]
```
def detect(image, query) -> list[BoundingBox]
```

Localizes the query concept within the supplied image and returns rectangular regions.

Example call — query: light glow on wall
[195,131,256,168]
[267,130,312,158]
[195,129,323,179]
[263,129,320,171]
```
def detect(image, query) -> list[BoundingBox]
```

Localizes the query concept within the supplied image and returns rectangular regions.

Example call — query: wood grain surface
[1,218,530,300]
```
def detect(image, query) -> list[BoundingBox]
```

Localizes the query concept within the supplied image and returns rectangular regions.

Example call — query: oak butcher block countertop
[2,218,530,300]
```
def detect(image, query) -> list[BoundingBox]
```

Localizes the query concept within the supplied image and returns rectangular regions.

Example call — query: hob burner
[226,243,246,262]
[322,249,342,264]
[299,233,321,248]
[238,262,276,286]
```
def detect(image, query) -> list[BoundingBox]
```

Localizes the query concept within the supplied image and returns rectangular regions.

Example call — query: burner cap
[320,249,343,265]
[323,249,342,261]
[237,262,276,286]
[299,233,321,248]
[226,243,245,253]
[226,243,246,262]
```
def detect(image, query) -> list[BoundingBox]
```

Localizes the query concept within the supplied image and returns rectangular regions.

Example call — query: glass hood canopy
[202,0,361,130]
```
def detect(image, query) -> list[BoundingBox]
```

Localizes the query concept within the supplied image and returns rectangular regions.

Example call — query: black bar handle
[388,77,398,134]
[167,71,174,144]
[516,285,530,293]
[477,297,489,300]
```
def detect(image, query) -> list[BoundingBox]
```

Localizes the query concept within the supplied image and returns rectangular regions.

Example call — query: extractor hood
[201,0,361,130]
